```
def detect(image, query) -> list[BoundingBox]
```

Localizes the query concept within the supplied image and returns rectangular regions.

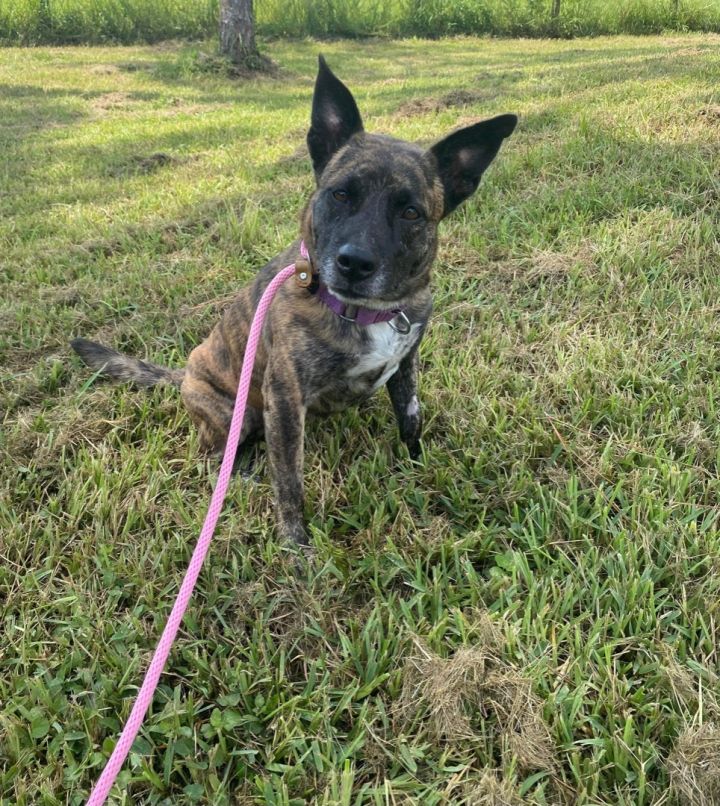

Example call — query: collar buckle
[338,303,359,323]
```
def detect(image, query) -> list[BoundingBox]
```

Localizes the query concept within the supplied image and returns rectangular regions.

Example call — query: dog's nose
[336,244,376,280]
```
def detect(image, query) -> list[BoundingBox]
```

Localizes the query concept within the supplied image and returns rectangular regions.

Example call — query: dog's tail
[70,337,185,388]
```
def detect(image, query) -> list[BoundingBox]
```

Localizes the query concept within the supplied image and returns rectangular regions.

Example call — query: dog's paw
[295,542,318,573]
[275,531,317,577]
[407,438,422,461]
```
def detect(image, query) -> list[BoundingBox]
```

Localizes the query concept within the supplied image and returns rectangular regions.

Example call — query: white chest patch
[406,394,420,418]
[347,321,422,394]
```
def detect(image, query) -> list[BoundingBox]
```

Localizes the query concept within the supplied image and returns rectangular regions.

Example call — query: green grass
[2,0,720,43]
[2,34,720,805]
[256,0,720,38]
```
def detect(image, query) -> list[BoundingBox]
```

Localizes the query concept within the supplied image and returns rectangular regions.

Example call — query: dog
[71,56,517,547]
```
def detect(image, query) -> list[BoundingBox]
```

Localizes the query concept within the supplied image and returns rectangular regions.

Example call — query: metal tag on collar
[389,310,411,334]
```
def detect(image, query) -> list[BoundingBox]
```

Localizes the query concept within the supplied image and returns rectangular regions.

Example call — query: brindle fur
[71,57,517,547]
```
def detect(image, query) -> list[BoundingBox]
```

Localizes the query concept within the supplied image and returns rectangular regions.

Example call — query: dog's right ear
[307,55,364,180]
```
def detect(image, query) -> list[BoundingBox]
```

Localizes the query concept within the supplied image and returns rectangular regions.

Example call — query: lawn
[1,34,720,805]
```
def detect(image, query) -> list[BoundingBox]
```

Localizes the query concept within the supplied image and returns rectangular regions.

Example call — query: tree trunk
[219,0,257,66]
[550,0,561,35]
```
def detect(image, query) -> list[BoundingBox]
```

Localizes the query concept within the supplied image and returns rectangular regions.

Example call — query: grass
[1,33,720,805]
[2,0,720,43]
[256,0,720,38]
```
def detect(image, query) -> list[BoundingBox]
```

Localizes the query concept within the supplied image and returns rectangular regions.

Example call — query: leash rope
[86,247,304,806]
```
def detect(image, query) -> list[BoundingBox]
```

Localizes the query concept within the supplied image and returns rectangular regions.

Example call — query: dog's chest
[345,321,422,395]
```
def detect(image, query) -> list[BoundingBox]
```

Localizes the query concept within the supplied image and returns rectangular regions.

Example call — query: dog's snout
[336,244,376,280]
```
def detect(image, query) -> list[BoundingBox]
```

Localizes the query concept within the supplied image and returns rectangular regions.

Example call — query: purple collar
[316,285,411,333]
[297,241,411,332]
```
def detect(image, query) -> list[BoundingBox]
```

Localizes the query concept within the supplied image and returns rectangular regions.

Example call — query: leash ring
[389,311,411,335]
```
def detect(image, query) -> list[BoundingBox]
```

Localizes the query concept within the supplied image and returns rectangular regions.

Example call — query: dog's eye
[402,206,420,221]
[333,189,349,203]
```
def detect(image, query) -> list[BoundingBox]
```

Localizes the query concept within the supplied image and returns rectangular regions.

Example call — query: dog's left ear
[307,55,364,180]
[429,113,517,217]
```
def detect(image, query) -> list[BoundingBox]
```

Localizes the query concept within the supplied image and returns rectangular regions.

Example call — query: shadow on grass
[0,83,88,141]
[42,37,713,110]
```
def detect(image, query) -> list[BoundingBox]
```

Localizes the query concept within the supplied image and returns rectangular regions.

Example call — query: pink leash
[86,245,305,806]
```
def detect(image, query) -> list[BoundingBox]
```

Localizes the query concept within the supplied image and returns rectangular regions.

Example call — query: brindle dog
[72,57,517,547]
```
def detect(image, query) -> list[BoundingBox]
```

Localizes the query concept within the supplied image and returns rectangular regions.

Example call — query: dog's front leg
[262,354,308,547]
[387,350,422,460]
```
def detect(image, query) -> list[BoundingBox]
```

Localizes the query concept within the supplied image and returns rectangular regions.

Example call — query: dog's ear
[429,114,517,217]
[307,55,364,179]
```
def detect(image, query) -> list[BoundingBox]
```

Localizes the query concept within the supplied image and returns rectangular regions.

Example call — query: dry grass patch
[107,151,188,177]
[398,621,556,773]
[396,89,499,117]
[90,91,135,113]
[463,770,525,805]
[669,723,720,806]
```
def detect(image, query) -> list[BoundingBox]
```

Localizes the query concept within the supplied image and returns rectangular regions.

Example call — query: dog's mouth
[318,254,409,310]
[327,284,406,311]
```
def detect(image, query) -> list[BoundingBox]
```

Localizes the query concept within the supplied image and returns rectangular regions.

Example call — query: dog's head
[302,56,517,308]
